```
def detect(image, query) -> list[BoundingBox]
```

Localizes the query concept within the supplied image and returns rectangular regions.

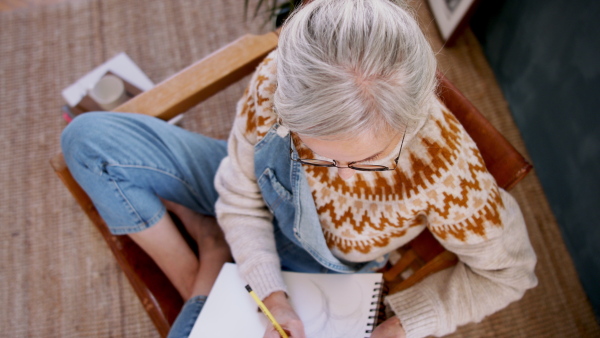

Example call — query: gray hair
[274,0,437,138]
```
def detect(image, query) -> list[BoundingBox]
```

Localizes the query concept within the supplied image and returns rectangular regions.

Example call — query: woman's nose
[337,167,355,180]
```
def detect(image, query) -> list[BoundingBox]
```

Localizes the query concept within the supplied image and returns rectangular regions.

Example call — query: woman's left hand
[370,316,406,338]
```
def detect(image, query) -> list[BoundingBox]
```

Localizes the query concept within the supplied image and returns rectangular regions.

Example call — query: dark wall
[471,0,600,321]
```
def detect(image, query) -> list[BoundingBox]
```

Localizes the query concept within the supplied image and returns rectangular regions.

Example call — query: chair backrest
[51,32,531,336]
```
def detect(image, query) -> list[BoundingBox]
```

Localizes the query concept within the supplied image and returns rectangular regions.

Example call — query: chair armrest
[114,32,279,121]
[50,154,182,337]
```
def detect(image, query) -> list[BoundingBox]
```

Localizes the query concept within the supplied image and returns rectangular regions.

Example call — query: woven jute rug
[1,0,598,336]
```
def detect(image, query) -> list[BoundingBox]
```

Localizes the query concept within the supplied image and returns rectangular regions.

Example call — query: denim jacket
[254,123,388,274]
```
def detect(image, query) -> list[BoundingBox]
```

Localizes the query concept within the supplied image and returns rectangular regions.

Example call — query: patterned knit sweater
[214,51,537,338]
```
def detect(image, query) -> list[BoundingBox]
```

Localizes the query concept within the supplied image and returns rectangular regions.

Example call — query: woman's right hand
[262,291,306,338]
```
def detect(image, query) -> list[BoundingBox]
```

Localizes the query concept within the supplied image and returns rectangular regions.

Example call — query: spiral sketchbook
[189,263,383,338]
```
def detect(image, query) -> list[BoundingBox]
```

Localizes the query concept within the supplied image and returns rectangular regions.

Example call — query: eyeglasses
[289,130,406,172]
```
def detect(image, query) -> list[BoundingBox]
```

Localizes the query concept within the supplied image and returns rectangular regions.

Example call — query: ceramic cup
[89,74,128,110]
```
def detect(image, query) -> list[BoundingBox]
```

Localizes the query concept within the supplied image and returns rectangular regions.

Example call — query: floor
[0,0,65,11]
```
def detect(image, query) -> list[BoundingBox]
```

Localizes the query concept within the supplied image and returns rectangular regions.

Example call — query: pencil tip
[245,284,252,292]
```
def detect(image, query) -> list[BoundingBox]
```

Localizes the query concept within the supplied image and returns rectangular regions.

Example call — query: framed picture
[427,0,480,44]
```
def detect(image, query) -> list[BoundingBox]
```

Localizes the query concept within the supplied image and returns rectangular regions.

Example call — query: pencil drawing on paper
[295,279,368,338]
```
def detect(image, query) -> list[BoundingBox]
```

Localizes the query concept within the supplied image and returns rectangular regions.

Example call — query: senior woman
[61,0,537,337]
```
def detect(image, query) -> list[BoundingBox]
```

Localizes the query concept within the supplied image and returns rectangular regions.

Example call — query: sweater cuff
[384,286,438,338]
[241,261,287,301]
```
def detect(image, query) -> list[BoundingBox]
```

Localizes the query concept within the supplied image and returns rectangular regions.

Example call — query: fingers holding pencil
[261,291,306,338]
[263,309,304,338]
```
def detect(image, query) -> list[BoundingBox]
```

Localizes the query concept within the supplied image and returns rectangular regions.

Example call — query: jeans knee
[64,112,128,151]
[61,113,123,172]
[62,113,101,152]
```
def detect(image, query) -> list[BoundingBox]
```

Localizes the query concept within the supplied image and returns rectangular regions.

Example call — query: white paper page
[189,263,382,338]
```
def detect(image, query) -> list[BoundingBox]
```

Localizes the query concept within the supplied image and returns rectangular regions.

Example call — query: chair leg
[383,249,418,283]
[388,251,458,295]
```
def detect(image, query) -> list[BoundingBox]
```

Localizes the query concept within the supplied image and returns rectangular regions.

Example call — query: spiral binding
[364,281,388,336]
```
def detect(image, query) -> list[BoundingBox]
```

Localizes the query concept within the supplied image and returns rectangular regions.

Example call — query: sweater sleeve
[214,54,287,300]
[385,190,537,337]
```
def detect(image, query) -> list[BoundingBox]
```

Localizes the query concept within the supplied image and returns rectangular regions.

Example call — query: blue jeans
[61,112,228,234]
[167,295,207,338]
[61,112,227,337]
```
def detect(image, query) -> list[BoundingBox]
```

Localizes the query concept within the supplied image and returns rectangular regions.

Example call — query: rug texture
[0,0,598,336]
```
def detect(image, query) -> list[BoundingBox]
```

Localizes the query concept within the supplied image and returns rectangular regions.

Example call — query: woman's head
[274,0,437,138]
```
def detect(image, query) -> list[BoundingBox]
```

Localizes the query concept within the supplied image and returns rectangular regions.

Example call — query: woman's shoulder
[405,98,477,170]
[411,98,480,161]
[235,50,279,143]
[404,99,507,244]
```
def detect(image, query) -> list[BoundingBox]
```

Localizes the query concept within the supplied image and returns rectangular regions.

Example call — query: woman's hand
[370,316,406,338]
[262,291,306,338]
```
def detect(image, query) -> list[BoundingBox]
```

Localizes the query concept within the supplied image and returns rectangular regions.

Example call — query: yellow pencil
[245,285,289,338]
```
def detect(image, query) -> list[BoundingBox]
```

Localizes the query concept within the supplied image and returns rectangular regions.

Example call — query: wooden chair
[50,31,531,336]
